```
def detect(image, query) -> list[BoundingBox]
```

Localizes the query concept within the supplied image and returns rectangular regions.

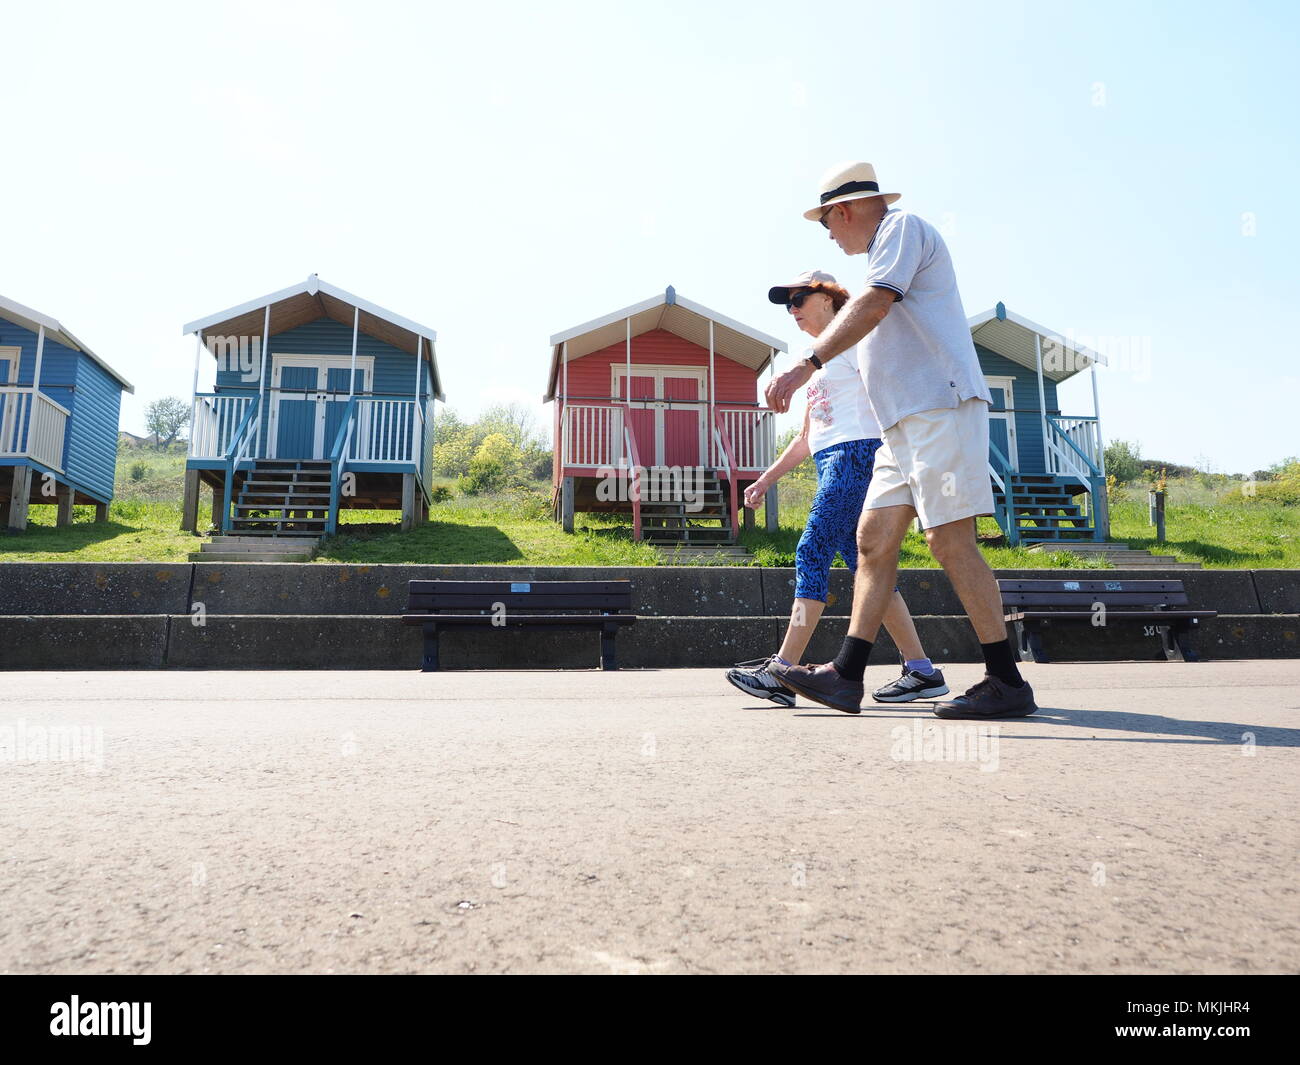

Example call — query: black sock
[833,637,873,682]
[981,639,1024,687]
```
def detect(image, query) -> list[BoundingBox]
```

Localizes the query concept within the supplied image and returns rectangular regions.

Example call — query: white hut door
[985,376,1019,472]
[0,350,16,452]
[269,356,372,460]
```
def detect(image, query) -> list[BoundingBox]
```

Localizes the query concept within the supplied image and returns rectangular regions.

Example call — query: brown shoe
[933,674,1038,719]
[769,661,864,714]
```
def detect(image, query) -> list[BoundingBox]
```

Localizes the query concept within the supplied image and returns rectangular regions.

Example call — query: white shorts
[864,398,996,529]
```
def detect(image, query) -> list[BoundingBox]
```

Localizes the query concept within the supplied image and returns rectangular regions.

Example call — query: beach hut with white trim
[968,301,1111,545]
[0,293,134,531]
[545,286,787,545]
[182,275,443,541]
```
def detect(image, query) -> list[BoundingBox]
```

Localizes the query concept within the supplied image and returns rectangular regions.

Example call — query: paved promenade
[2,663,1296,974]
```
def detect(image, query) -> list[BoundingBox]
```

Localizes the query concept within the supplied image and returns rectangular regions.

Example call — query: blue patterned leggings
[794,438,884,603]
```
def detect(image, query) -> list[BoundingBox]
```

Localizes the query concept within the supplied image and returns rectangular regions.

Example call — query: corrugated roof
[0,293,135,393]
[968,303,1107,384]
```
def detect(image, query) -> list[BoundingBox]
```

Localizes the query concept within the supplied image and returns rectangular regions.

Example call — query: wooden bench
[999,578,1218,663]
[401,579,637,672]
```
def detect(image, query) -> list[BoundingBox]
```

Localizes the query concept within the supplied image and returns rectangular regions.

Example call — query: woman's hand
[743,478,768,509]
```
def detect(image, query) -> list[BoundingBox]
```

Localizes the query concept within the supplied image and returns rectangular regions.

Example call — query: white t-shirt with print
[804,345,881,455]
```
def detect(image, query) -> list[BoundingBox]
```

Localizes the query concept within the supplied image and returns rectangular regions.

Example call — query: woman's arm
[744,402,811,508]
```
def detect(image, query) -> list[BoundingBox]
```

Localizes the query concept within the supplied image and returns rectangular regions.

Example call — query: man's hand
[743,479,767,508]
[764,360,814,413]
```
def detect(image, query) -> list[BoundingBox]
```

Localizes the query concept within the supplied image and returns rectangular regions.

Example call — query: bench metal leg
[1163,619,1200,662]
[601,622,618,671]
[421,622,441,672]
[1014,620,1050,664]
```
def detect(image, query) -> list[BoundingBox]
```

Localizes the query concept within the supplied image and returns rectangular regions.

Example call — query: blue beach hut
[968,302,1110,545]
[0,293,134,531]
[182,275,443,540]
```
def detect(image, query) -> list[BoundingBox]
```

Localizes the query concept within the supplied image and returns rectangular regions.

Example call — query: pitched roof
[182,274,443,400]
[0,293,135,393]
[545,287,788,401]
[967,302,1107,384]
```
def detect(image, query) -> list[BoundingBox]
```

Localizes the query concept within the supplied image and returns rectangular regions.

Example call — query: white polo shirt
[853,209,992,432]
[804,345,881,455]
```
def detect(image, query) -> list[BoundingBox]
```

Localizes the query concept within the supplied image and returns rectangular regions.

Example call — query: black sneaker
[726,657,797,708]
[933,674,1038,719]
[871,666,950,703]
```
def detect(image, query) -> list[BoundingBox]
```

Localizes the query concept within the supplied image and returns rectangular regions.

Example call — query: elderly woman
[726,271,948,707]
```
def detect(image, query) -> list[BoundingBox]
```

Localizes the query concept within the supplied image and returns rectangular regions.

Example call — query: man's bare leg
[924,517,1036,717]
[846,505,916,643]
[923,517,1007,642]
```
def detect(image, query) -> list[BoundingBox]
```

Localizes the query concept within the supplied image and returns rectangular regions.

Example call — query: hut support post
[765,486,779,532]
[257,304,270,455]
[7,465,31,531]
[1091,360,1110,539]
[189,331,202,452]
[708,320,715,468]
[401,472,417,532]
[561,475,575,533]
[1034,333,1049,471]
[181,468,201,533]
[55,482,73,526]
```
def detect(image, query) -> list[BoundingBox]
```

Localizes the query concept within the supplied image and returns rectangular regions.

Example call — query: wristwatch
[805,353,823,370]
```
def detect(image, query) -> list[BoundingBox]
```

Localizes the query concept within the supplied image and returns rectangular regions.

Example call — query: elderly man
[766,161,1036,719]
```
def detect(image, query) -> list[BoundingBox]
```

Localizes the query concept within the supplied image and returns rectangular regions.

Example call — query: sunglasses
[786,290,822,311]
[818,204,837,229]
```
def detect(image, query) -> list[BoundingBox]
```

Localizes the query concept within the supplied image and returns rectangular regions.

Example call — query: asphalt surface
[2,662,1297,974]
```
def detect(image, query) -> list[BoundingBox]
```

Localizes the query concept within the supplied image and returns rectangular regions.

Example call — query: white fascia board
[0,293,134,392]
[673,294,789,353]
[182,275,437,349]
[181,276,319,336]
[548,293,668,346]
[967,305,1108,367]
[314,279,438,345]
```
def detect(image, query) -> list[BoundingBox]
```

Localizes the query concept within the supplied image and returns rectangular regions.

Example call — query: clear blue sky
[4,0,1297,474]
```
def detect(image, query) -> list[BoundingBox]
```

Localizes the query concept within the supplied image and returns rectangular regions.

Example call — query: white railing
[560,403,620,467]
[1045,415,1101,482]
[189,393,254,459]
[351,398,417,463]
[710,408,774,470]
[28,392,68,471]
[0,387,68,471]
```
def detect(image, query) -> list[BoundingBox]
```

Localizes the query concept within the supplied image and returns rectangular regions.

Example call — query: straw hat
[802,161,900,221]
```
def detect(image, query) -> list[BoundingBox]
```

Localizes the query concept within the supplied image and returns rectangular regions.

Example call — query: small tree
[1104,439,1143,484]
[145,397,191,450]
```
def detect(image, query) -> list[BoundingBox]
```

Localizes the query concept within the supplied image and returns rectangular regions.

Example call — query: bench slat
[1000,591,1191,607]
[998,579,1186,592]
[401,613,637,627]
[408,580,631,595]
[408,593,631,612]
[1005,609,1217,622]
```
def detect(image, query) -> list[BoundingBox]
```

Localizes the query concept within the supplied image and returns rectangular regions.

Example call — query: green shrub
[1104,439,1143,484]
[429,484,454,503]
[129,462,149,482]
